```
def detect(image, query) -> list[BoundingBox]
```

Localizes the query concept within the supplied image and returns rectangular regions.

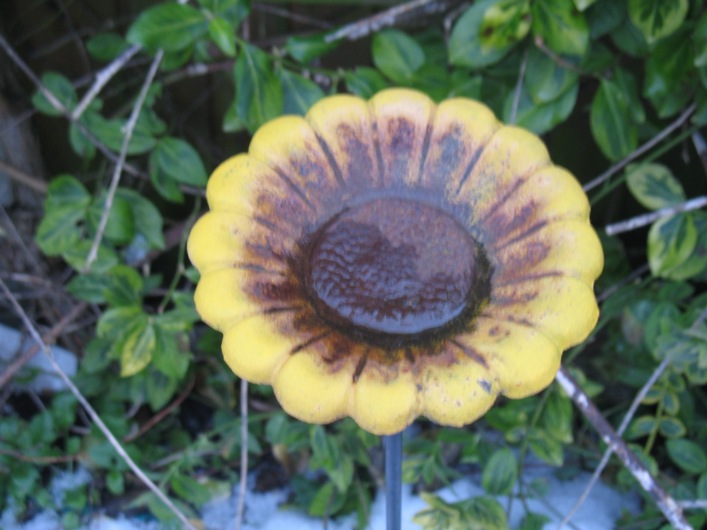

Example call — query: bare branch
[0,160,48,194]
[0,278,198,530]
[605,196,707,236]
[324,0,454,43]
[555,367,692,530]
[70,44,142,121]
[82,50,164,272]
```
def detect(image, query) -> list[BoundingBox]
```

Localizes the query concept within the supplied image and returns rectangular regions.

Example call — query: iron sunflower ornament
[188,88,602,526]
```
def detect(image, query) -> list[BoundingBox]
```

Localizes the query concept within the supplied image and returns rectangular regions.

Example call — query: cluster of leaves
[2,0,706,529]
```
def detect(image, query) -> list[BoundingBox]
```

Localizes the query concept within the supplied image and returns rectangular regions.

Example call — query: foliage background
[0,0,706,528]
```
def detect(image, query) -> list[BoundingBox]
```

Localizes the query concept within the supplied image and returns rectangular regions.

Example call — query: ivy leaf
[627,0,688,45]
[286,33,340,64]
[208,16,236,57]
[103,265,144,307]
[234,42,283,133]
[150,164,184,203]
[344,67,389,98]
[63,240,120,273]
[449,0,523,69]
[278,69,325,115]
[648,213,698,279]
[532,0,589,57]
[524,47,578,104]
[372,30,425,84]
[151,137,207,186]
[120,319,156,377]
[35,207,84,256]
[32,72,77,116]
[626,163,685,210]
[116,189,166,250]
[503,77,578,134]
[482,448,517,495]
[666,439,707,474]
[590,75,638,161]
[86,33,130,62]
[81,110,156,155]
[87,193,135,246]
[126,3,208,52]
[644,27,696,118]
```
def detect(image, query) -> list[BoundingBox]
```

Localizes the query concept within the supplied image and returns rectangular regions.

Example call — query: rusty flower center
[305,197,486,340]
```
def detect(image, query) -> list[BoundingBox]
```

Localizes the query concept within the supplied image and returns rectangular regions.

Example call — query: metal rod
[384,432,403,530]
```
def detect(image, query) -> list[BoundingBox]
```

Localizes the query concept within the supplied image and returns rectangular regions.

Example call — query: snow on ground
[3,463,640,530]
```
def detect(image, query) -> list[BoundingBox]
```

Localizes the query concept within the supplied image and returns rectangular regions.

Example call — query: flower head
[188,88,603,435]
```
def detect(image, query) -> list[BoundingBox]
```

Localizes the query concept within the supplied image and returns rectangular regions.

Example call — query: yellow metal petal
[206,154,308,229]
[187,210,251,274]
[274,351,351,425]
[306,94,381,192]
[368,88,436,187]
[350,365,420,435]
[194,268,261,331]
[456,126,551,227]
[221,313,294,384]
[494,220,604,286]
[248,115,342,217]
[422,98,499,194]
[420,351,498,427]
[479,166,591,248]
[456,317,562,399]
[486,275,599,349]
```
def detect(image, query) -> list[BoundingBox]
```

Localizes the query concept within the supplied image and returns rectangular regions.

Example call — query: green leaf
[449,0,522,68]
[372,30,425,84]
[658,417,686,438]
[503,77,578,134]
[572,0,596,9]
[32,72,77,116]
[626,163,686,210]
[170,473,212,505]
[590,76,638,161]
[86,32,130,61]
[97,305,144,340]
[532,0,589,57]
[627,415,657,439]
[152,137,207,186]
[81,111,156,155]
[482,448,517,495]
[36,207,84,256]
[120,319,156,377]
[663,211,707,281]
[63,240,120,272]
[479,0,531,49]
[286,33,340,64]
[524,47,578,104]
[648,213,698,278]
[627,0,688,45]
[69,121,97,159]
[106,469,125,495]
[87,194,135,246]
[519,512,551,530]
[44,175,91,211]
[278,69,325,116]
[126,3,208,52]
[644,27,696,118]
[695,12,707,68]
[116,189,165,249]
[67,273,112,303]
[103,265,144,306]
[344,67,389,98]
[234,42,283,133]
[529,431,564,466]
[208,17,236,57]
[542,391,573,443]
[150,164,184,203]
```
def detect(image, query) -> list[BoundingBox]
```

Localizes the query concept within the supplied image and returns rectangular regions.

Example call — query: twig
[555,366,692,530]
[0,302,87,391]
[605,196,707,235]
[324,0,454,42]
[533,35,583,74]
[70,44,142,121]
[509,48,529,125]
[583,104,696,192]
[235,379,249,530]
[556,355,672,529]
[0,160,48,194]
[0,278,198,530]
[82,49,164,272]
[691,131,707,175]
[679,499,707,509]
[0,447,84,464]
[123,375,195,444]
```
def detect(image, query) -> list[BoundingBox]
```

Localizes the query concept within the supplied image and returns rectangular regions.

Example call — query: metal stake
[384,432,403,530]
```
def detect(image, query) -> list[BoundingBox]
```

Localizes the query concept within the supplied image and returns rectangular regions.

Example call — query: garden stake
[187,88,603,525]
[384,432,403,530]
